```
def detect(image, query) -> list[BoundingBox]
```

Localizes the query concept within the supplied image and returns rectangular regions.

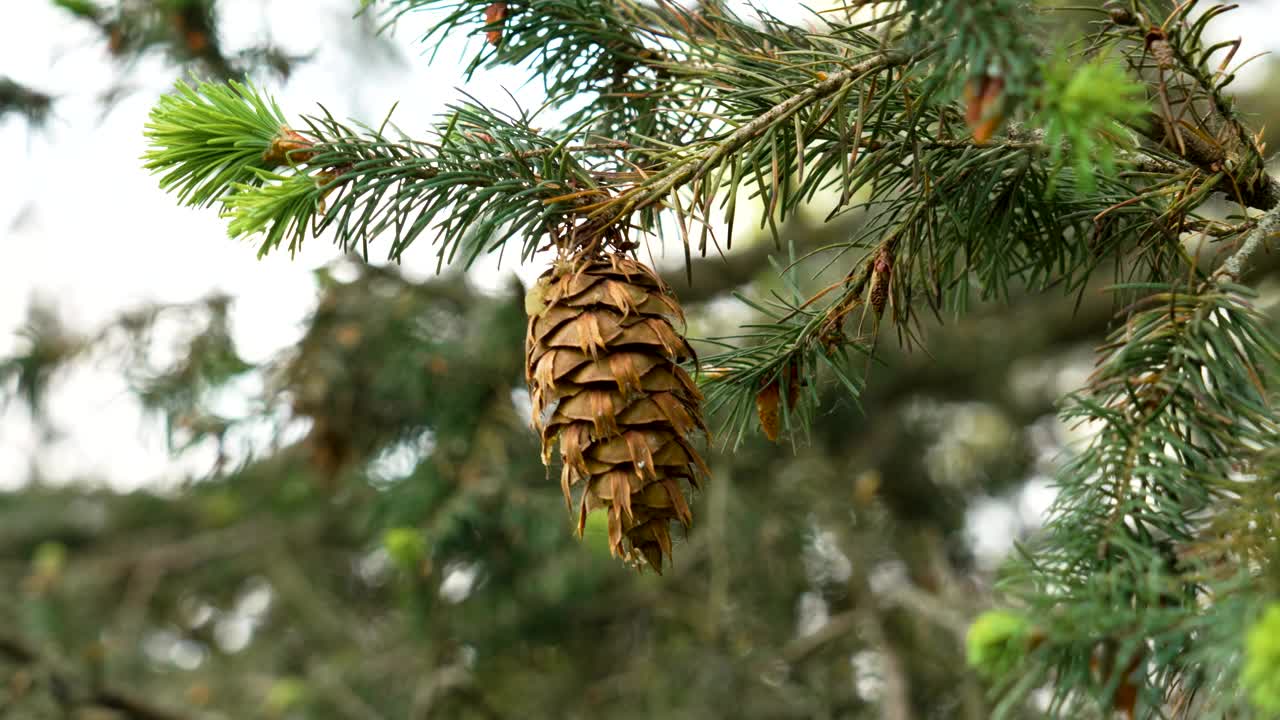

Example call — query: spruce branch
[393,0,655,86]
[142,0,1269,281]
[143,40,923,266]
[991,283,1280,716]
[1103,0,1276,212]
[144,81,621,262]
[141,0,1273,463]
[598,47,916,226]
[973,10,1280,683]
[1212,204,1280,284]
[294,101,618,264]
[697,286,871,448]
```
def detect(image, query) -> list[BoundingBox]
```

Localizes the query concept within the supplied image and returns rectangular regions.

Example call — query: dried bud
[755,381,782,443]
[963,74,1006,144]
[1146,29,1176,70]
[756,363,800,443]
[483,2,507,46]
[1089,647,1144,719]
[868,247,894,320]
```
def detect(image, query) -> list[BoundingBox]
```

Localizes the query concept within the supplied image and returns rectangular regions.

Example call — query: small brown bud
[756,363,800,443]
[868,247,894,319]
[963,74,1006,144]
[484,2,507,46]
[1145,29,1176,70]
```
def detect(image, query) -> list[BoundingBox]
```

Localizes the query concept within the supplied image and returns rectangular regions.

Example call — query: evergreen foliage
[133,0,1280,714]
[3,0,1279,717]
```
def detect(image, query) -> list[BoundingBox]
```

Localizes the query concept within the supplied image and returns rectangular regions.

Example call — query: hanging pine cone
[525,253,708,572]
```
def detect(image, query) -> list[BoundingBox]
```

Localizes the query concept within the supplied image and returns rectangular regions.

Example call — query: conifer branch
[1213,205,1280,284]
[1102,1,1276,212]
[143,3,1250,462]
[122,0,1280,713]
[600,48,917,224]
[991,283,1280,714]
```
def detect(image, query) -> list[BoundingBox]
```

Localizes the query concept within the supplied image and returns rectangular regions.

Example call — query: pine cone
[526,253,708,572]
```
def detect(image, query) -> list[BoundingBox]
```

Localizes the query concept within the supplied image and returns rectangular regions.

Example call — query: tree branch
[1138,120,1279,212]
[610,47,919,219]
[1213,204,1280,284]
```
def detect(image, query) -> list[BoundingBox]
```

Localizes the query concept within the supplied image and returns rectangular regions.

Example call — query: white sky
[1,0,1278,490]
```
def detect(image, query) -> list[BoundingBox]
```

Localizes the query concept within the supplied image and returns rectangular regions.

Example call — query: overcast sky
[2,0,1278,490]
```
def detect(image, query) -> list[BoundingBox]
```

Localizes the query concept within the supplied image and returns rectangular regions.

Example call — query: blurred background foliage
[2,1,1280,719]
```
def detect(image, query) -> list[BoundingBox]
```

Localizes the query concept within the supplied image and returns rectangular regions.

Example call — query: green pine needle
[143,78,291,208]
[221,170,322,257]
